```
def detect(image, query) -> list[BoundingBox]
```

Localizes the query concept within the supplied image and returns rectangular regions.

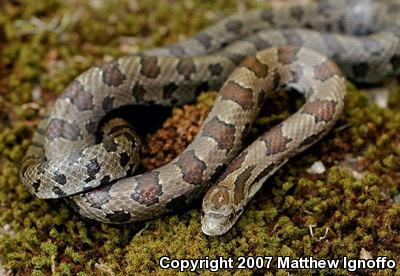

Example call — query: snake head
[201,186,242,236]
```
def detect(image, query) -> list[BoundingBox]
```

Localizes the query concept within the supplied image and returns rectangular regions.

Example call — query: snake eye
[200,209,205,217]
[228,213,235,221]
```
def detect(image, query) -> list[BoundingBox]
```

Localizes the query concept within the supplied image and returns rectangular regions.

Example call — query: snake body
[20,0,400,236]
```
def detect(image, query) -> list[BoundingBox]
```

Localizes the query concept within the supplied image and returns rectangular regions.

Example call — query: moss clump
[0,0,399,275]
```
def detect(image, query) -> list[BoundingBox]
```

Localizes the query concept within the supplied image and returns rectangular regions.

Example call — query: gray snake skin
[20,0,400,236]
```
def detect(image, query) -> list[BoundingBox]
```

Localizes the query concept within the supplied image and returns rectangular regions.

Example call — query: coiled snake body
[21,0,400,235]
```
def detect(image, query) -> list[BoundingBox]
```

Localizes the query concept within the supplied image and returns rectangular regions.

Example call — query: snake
[20,0,400,236]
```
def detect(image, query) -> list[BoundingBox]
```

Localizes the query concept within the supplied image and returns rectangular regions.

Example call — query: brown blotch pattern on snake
[175,150,207,185]
[314,60,343,81]
[140,56,161,79]
[131,171,163,206]
[88,185,113,209]
[219,80,255,110]
[301,100,338,123]
[202,116,235,152]
[100,60,127,87]
[61,80,93,111]
[278,46,300,64]
[261,125,293,155]
[240,57,269,78]
[177,58,196,80]
[46,118,80,141]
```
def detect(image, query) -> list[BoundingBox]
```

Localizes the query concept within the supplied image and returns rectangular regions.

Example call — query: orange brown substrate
[141,104,210,170]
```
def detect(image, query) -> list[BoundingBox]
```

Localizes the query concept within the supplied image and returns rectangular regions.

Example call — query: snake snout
[201,211,233,236]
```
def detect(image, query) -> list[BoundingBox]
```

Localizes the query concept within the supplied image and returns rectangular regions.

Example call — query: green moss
[0,0,399,274]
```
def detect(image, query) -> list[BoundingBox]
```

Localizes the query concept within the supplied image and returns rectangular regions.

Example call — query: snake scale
[21,0,400,236]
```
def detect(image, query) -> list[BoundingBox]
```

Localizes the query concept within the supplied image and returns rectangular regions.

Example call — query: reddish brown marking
[177,58,196,80]
[301,100,337,123]
[220,80,254,110]
[140,56,161,78]
[46,118,80,141]
[61,80,93,111]
[202,116,235,152]
[218,151,248,183]
[100,60,126,87]
[314,60,342,81]
[175,150,207,185]
[207,188,230,210]
[277,46,300,64]
[261,125,292,155]
[131,171,162,206]
[233,165,255,205]
[240,57,269,78]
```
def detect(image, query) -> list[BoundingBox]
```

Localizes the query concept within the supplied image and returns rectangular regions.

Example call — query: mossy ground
[0,0,399,275]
